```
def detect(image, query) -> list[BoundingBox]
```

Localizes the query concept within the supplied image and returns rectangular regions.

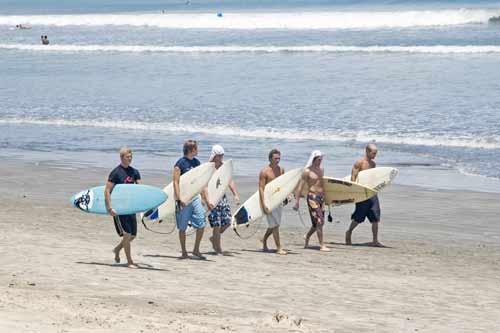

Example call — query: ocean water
[1,0,500,192]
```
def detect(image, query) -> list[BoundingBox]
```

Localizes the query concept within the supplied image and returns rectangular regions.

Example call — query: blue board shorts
[208,195,231,228]
[113,214,137,236]
[351,195,381,224]
[176,195,206,231]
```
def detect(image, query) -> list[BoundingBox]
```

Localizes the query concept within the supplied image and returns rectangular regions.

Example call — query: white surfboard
[343,167,399,192]
[232,168,303,227]
[300,177,377,206]
[142,162,216,224]
[206,160,233,206]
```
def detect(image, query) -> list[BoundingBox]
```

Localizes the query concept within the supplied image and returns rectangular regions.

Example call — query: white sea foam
[1,118,499,150]
[2,43,500,54]
[0,9,496,29]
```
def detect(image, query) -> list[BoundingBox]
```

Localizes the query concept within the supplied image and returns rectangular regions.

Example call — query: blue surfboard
[71,184,167,215]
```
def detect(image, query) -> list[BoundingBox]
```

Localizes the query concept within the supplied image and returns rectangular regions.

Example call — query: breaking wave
[0,9,497,29]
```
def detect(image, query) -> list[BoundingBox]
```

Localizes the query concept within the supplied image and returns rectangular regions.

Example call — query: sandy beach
[1,161,500,332]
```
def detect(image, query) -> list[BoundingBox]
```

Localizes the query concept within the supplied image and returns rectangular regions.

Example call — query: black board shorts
[113,214,137,236]
[351,195,381,223]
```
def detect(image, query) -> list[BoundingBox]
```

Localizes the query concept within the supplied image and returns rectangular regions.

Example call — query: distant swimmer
[345,143,384,247]
[16,24,32,29]
[294,150,330,252]
[41,35,49,45]
[489,15,500,23]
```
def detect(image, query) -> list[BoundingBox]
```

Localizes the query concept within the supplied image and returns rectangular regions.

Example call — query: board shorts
[208,195,231,228]
[176,195,206,231]
[307,192,325,228]
[266,206,283,228]
[351,195,380,224]
[113,214,137,237]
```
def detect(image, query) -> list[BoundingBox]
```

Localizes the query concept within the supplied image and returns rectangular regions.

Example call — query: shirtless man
[293,150,330,251]
[260,149,287,255]
[345,143,383,247]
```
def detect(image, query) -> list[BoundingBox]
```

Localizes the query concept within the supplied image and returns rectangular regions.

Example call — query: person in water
[260,149,287,255]
[173,140,206,259]
[105,147,141,269]
[294,150,330,251]
[202,145,240,254]
[345,143,384,247]
[41,35,49,45]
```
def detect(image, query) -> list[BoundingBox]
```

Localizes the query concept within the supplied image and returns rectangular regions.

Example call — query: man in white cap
[202,145,240,254]
[294,150,330,251]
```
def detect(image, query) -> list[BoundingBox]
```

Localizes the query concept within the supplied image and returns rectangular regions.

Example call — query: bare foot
[320,245,331,252]
[303,234,310,249]
[277,249,288,255]
[345,231,352,245]
[370,241,384,247]
[127,263,139,269]
[192,252,207,260]
[113,249,120,263]
[179,252,190,260]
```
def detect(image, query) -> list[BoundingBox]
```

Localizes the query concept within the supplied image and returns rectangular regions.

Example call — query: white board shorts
[266,206,283,228]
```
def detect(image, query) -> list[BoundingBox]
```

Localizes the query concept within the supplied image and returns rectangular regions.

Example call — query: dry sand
[1,161,500,332]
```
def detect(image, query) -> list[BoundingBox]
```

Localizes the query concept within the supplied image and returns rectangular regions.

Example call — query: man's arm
[293,169,309,210]
[259,170,271,215]
[104,181,117,216]
[201,186,214,210]
[228,180,240,205]
[351,160,362,182]
[173,166,186,207]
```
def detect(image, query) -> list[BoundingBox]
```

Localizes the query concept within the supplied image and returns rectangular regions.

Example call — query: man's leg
[192,227,205,258]
[304,226,315,248]
[113,240,123,263]
[316,224,330,251]
[210,226,221,253]
[371,222,383,246]
[179,230,189,259]
[345,220,359,245]
[272,227,287,255]
[122,233,137,268]
[213,227,222,253]
[262,228,273,251]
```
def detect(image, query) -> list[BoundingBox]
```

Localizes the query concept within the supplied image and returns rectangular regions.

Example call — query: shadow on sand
[328,241,394,249]
[75,261,169,271]
[142,254,215,262]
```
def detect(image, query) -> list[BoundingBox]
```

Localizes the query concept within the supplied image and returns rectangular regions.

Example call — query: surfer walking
[259,149,287,255]
[345,143,383,247]
[202,145,240,254]
[173,140,206,259]
[293,150,330,251]
[105,147,141,269]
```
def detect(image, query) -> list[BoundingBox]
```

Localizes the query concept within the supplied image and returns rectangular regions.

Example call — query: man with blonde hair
[105,147,141,268]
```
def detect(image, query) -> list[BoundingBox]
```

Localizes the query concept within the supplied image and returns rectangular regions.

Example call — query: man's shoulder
[109,165,122,175]
[174,156,187,166]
